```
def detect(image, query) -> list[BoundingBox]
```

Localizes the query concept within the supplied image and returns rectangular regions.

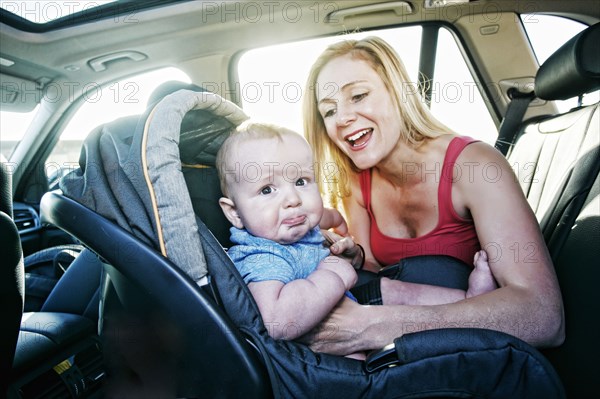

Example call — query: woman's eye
[322,108,336,118]
[260,186,273,195]
[295,178,308,186]
[352,92,367,102]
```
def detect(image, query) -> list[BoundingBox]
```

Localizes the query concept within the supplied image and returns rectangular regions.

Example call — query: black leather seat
[507,23,600,397]
[39,248,102,322]
[40,191,272,398]
[0,155,25,397]
[2,169,103,397]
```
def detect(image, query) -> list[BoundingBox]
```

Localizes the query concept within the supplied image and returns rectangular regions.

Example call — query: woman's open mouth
[345,128,372,149]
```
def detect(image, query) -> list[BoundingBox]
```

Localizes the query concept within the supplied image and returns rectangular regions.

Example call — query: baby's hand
[317,256,357,290]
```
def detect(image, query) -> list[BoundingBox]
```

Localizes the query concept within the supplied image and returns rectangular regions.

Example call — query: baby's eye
[351,92,367,102]
[295,178,308,186]
[260,186,273,195]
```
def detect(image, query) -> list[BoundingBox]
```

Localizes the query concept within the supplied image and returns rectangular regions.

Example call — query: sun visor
[0,73,42,112]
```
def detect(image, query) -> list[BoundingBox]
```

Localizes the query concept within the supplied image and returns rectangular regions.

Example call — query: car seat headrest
[535,23,600,101]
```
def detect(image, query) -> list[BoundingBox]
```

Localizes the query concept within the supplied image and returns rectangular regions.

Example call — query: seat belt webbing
[494,89,536,156]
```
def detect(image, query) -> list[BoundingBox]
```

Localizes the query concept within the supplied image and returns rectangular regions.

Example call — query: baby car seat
[42,83,565,398]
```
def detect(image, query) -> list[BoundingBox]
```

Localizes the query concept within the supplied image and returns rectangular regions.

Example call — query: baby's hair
[216,121,304,197]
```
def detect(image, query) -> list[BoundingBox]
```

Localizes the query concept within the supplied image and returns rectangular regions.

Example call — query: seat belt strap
[494,89,536,156]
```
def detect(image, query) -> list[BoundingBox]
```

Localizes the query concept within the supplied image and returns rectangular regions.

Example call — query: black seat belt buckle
[364,343,399,373]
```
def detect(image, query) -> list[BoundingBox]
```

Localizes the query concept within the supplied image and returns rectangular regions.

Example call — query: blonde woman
[302,36,564,355]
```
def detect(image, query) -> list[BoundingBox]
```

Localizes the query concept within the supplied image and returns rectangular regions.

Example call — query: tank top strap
[359,169,372,209]
[438,136,479,224]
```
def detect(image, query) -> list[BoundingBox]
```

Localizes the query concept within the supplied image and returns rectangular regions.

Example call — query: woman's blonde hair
[302,36,453,209]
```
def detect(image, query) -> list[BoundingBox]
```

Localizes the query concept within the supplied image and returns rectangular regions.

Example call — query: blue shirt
[228,226,331,284]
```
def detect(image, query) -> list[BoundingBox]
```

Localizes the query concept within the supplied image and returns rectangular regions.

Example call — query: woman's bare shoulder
[457,139,505,164]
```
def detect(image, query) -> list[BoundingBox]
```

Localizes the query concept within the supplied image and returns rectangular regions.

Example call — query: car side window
[44,67,190,186]
[0,106,39,160]
[429,27,497,144]
[236,25,496,143]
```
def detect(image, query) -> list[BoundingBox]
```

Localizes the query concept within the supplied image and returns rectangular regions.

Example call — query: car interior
[1,1,598,398]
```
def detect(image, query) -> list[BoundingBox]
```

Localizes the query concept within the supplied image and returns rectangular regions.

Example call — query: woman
[302,36,564,355]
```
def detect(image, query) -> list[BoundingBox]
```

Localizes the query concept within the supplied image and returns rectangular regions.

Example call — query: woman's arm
[457,142,565,346]
[249,256,357,340]
[305,143,565,354]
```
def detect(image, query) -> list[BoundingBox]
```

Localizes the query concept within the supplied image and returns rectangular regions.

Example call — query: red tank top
[360,136,480,267]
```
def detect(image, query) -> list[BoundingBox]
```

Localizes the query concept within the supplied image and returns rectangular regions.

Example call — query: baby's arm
[248,256,357,340]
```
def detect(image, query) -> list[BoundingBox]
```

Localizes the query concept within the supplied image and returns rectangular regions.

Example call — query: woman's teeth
[347,129,372,146]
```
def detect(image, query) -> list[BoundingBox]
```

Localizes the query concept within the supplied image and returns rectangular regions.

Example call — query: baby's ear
[219,197,244,229]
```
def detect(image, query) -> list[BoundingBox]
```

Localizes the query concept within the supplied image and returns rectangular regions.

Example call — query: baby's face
[227,134,323,244]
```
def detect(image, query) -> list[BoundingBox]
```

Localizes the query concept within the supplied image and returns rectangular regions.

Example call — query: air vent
[13,205,40,234]
[14,340,105,398]
[75,342,106,392]
[17,368,70,399]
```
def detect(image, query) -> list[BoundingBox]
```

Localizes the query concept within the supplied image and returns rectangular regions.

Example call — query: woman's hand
[299,297,382,355]
[319,207,348,236]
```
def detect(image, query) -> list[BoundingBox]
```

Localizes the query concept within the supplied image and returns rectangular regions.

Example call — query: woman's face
[315,54,402,170]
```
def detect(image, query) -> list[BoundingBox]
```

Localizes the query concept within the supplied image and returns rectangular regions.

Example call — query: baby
[217,122,357,342]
